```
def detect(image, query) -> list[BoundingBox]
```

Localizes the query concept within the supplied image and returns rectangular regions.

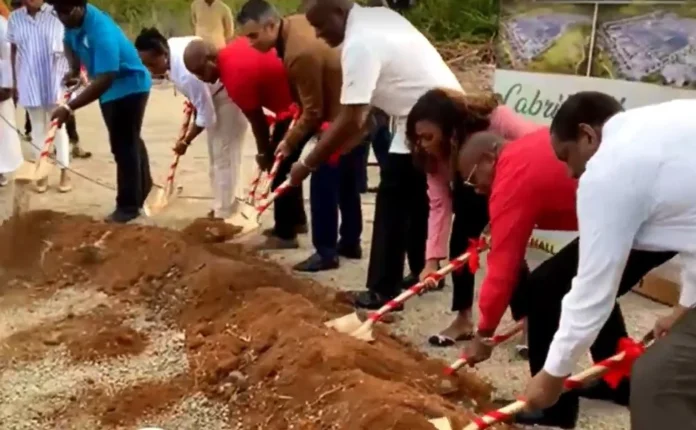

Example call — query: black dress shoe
[353,291,403,311]
[400,273,444,291]
[577,379,630,406]
[293,253,339,273]
[105,209,139,224]
[338,243,362,259]
[513,409,576,429]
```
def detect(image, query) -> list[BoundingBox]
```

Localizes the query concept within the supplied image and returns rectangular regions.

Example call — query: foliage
[89,0,498,42]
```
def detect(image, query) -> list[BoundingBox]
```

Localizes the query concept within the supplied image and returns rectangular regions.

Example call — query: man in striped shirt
[8,0,72,192]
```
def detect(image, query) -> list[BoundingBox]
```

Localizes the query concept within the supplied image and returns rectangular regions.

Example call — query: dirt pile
[0,211,502,429]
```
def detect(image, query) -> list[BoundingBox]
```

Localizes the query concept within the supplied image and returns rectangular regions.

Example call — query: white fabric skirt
[0,99,22,174]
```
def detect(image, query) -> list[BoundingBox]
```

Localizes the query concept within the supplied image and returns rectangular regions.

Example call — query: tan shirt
[191,0,233,49]
[280,15,342,150]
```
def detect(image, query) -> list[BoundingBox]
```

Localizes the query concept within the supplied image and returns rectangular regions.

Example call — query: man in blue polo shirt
[50,0,152,223]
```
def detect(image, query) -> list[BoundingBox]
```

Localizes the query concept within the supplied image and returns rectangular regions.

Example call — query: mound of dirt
[0,211,502,429]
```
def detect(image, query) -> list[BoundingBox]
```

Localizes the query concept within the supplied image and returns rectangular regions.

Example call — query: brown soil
[0,304,147,366]
[0,210,503,429]
[181,217,243,244]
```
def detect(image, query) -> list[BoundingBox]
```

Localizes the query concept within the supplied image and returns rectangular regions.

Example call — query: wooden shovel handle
[162,101,194,193]
[443,320,525,375]
[462,349,635,429]
[256,179,291,215]
[367,251,474,323]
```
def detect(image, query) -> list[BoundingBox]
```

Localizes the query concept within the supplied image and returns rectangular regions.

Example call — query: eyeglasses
[463,163,478,187]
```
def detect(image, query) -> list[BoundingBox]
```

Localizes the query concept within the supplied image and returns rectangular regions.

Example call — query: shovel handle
[366,251,473,323]
[256,179,292,215]
[258,154,284,200]
[463,334,652,430]
[162,101,194,192]
[443,320,525,375]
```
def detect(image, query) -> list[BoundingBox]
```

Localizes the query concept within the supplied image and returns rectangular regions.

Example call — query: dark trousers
[359,124,391,192]
[310,144,364,259]
[525,239,675,421]
[25,110,79,142]
[366,153,428,297]
[450,181,490,311]
[270,119,309,240]
[631,307,696,429]
[99,92,152,213]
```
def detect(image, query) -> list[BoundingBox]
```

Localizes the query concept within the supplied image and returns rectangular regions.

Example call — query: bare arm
[304,104,369,168]
[64,41,80,75]
[245,107,272,155]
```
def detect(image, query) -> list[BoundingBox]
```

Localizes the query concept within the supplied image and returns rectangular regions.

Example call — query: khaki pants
[631,307,696,429]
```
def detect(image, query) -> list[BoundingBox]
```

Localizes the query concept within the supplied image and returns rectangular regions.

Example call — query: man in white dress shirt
[135,28,248,218]
[7,0,71,192]
[0,11,22,186]
[521,91,696,429]
[292,0,461,309]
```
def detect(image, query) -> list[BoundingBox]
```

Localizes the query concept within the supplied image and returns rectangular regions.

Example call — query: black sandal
[428,332,473,347]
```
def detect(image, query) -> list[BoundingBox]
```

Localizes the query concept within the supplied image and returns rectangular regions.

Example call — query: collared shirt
[0,15,11,88]
[168,36,217,128]
[64,4,151,104]
[545,99,696,377]
[478,127,578,332]
[217,37,292,115]
[191,0,233,49]
[6,4,68,107]
[340,4,461,153]
[276,14,342,150]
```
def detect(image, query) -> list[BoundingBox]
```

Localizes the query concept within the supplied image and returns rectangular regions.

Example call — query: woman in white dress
[0,13,22,186]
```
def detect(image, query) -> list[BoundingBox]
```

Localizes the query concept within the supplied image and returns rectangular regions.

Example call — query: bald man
[184,37,307,248]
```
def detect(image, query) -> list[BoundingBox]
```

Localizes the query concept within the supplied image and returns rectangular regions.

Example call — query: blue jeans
[310,144,365,260]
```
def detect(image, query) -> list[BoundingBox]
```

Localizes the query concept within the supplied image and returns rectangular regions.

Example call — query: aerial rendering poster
[497,0,696,89]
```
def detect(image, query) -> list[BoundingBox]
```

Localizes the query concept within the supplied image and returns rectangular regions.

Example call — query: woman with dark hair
[135,27,248,219]
[405,87,539,347]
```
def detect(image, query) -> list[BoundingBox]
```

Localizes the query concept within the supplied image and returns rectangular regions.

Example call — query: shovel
[225,178,293,236]
[143,100,194,216]
[14,83,83,184]
[327,246,484,341]
[442,320,525,375]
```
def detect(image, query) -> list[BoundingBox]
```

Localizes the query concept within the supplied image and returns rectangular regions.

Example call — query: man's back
[191,0,233,49]
[217,37,292,114]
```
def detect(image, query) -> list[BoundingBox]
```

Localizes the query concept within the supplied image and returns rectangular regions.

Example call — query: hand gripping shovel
[326,240,487,341]
[14,83,82,184]
[226,178,292,236]
[143,100,194,216]
[460,334,652,430]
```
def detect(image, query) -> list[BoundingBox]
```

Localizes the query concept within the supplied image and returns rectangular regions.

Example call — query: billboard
[494,0,696,124]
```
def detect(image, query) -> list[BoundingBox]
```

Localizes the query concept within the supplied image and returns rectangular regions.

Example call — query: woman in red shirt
[405,88,539,347]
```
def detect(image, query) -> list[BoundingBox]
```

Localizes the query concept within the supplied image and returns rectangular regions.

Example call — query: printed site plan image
[496,0,595,75]
[592,2,696,89]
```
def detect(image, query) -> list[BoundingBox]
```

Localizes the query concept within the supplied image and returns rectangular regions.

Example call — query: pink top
[425,105,542,260]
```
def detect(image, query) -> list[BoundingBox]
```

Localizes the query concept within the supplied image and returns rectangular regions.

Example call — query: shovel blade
[349,323,375,342]
[225,203,260,236]
[324,312,363,333]
[428,417,452,430]
[143,185,182,217]
[13,161,40,183]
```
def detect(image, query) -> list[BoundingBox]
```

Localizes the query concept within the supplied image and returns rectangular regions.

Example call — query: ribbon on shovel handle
[36,82,85,169]
[463,335,650,430]
[162,100,194,195]
[443,320,525,375]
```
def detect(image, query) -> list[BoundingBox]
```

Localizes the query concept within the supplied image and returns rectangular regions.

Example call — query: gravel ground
[0,89,671,429]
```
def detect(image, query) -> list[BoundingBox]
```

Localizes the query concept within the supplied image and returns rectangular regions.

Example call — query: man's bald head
[303,0,353,47]
[184,39,220,84]
[457,131,506,196]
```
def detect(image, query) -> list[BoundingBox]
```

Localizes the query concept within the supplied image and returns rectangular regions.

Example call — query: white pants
[0,99,22,174]
[26,105,69,168]
[207,93,248,218]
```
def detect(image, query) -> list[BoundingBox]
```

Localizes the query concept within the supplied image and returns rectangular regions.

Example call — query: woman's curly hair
[406,88,499,173]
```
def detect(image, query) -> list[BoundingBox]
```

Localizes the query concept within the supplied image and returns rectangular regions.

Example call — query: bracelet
[300,159,317,172]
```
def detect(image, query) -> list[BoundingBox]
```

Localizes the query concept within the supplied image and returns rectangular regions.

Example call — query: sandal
[515,344,529,360]
[428,332,473,347]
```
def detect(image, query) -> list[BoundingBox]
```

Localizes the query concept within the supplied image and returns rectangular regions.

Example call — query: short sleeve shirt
[217,37,292,115]
[63,4,151,104]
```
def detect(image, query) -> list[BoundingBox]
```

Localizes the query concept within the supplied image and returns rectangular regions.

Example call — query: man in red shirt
[458,129,634,428]
[184,37,308,247]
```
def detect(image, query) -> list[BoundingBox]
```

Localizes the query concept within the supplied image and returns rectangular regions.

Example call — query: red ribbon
[464,238,486,274]
[601,337,645,389]
[266,103,301,125]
